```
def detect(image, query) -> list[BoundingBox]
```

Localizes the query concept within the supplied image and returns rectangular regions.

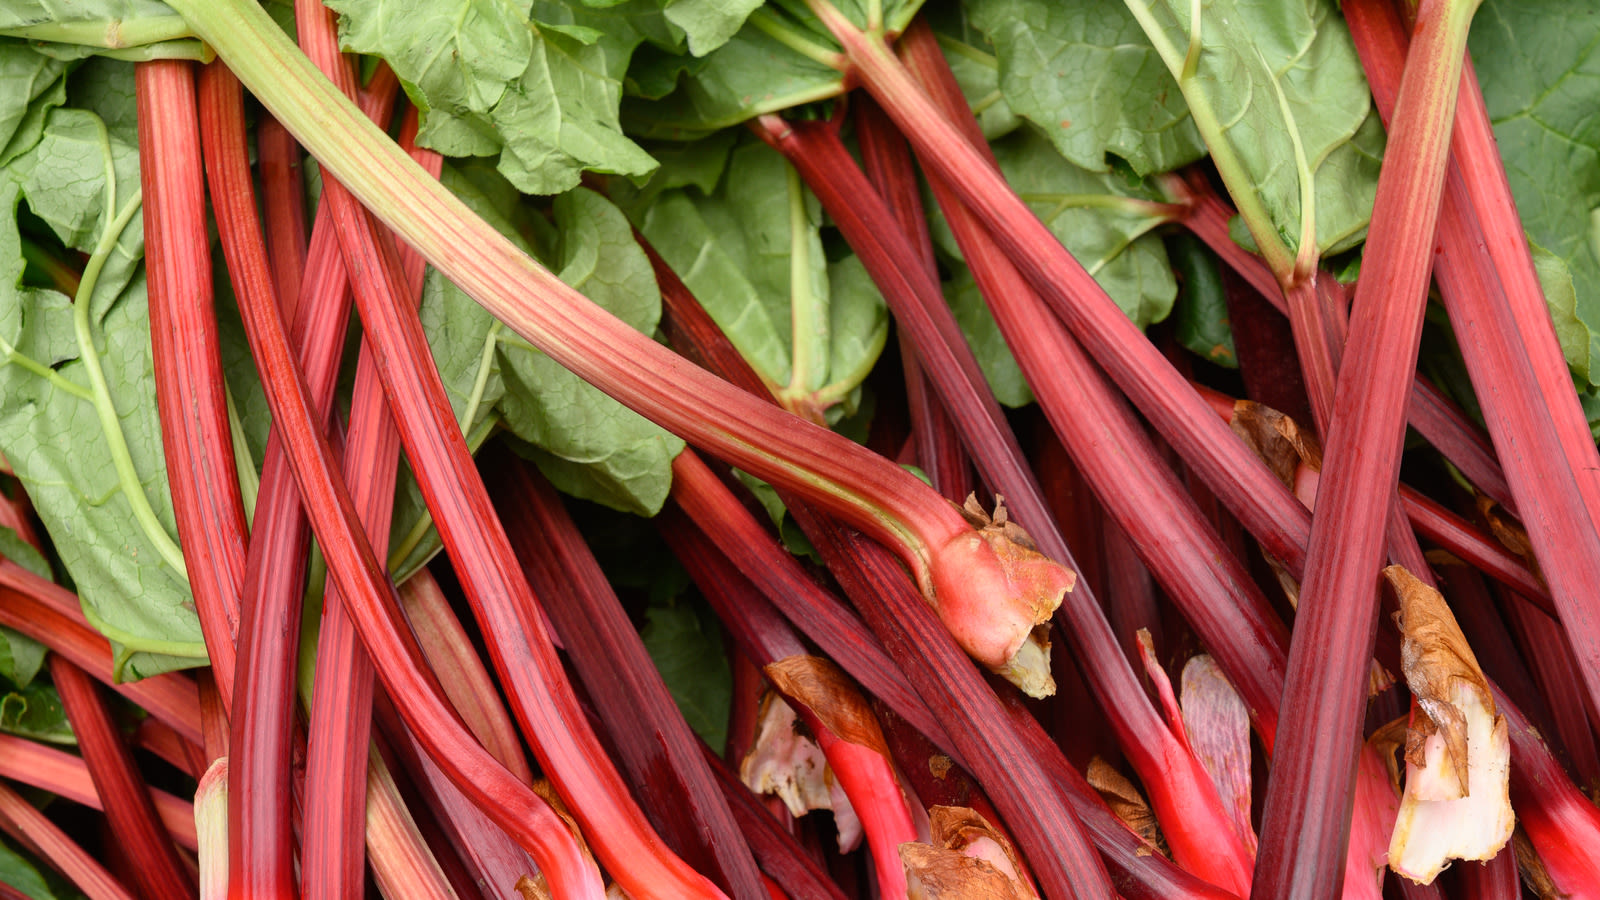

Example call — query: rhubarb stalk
[1252,2,1483,896]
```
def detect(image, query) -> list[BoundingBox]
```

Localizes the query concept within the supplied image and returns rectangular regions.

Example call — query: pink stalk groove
[196,37,608,899]
[0,780,136,900]
[1252,2,1483,897]
[135,58,248,705]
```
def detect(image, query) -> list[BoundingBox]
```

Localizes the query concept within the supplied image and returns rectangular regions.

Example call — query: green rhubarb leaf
[1170,232,1237,368]
[0,839,57,900]
[628,137,888,422]
[0,627,46,689]
[1530,239,1588,385]
[921,5,1019,141]
[495,186,684,511]
[965,0,1204,175]
[0,99,208,678]
[327,0,658,195]
[0,527,50,584]
[1469,0,1600,388]
[664,0,763,56]
[641,597,730,750]
[932,128,1179,328]
[1123,0,1380,270]
[0,681,71,744]
[622,0,924,138]
[0,43,70,168]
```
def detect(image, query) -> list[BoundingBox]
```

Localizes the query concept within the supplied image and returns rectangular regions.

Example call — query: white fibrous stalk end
[1384,566,1514,884]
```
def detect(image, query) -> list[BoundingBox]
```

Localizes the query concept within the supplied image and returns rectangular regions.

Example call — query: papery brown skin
[764,657,891,758]
[901,842,1035,900]
[931,496,1070,697]
[1085,759,1167,857]
[928,806,1038,898]
[1178,656,1256,855]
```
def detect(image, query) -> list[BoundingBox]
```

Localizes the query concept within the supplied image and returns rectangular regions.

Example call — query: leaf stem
[71,186,190,583]
[747,9,848,69]
[0,16,195,48]
[779,161,827,414]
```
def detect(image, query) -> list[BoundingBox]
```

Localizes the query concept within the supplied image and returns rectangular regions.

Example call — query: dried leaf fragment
[901,809,1038,900]
[1086,758,1167,857]
[764,656,890,757]
[1385,566,1513,884]
[1179,655,1256,854]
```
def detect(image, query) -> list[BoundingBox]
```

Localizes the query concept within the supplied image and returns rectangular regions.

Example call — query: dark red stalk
[1458,851,1520,900]
[291,4,719,895]
[301,91,433,900]
[1343,0,1600,750]
[257,112,309,320]
[652,232,1234,900]
[1419,15,1600,529]
[195,32,606,897]
[490,451,768,898]
[1502,593,1600,793]
[700,747,849,900]
[1251,0,1480,892]
[0,564,201,743]
[1167,172,1514,510]
[0,733,197,851]
[135,57,249,706]
[852,95,971,500]
[1186,386,1550,613]
[52,657,194,900]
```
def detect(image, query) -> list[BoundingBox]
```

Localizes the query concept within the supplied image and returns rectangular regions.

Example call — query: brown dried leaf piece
[1086,758,1168,858]
[1385,565,1514,884]
[900,844,1029,900]
[1228,400,1323,489]
[764,656,890,758]
[927,806,1038,898]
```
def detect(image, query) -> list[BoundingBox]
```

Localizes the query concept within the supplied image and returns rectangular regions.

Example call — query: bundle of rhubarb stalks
[0,0,1597,897]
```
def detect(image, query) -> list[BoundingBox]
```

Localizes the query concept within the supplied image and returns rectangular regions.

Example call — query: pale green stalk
[747,9,847,68]
[225,386,259,523]
[780,162,829,408]
[0,16,194,47]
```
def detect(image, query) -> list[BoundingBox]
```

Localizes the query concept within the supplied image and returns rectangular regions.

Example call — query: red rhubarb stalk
[301,87,432,900]
[492,453,769,897]
[52,657,194,900]
[0,781,136,900]
[0,733,197,851]
[1252,1,1483,895]
[257,112,308,320]
[194,31,607,898]
[135,57,249,704]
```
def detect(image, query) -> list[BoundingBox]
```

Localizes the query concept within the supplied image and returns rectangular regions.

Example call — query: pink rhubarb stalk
[135,57,249,705]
